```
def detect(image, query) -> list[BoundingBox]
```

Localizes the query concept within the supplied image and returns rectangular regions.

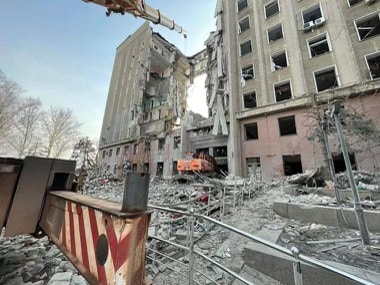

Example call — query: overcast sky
[0,0,216,140]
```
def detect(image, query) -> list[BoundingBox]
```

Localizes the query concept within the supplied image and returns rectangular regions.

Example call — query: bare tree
[71,137,98,168]
[5,97,42,158]
[0,70,23,137]
[41,107,82,158]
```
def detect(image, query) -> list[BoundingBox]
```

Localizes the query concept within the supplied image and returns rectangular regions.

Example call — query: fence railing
[146,193,376,285]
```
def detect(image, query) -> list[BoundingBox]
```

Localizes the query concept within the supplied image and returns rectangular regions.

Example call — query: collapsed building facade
[98,22,190,178]
[99,0,380,181]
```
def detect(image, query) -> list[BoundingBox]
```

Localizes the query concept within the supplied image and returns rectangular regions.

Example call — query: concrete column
[225,0,243,176]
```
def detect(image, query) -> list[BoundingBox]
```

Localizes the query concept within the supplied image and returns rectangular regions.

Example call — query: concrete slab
[256,228,283,244]
[243,242,380,285]
[273,202,380,233]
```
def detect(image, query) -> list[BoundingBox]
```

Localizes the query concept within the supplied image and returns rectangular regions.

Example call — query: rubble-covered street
[1,169,380,285]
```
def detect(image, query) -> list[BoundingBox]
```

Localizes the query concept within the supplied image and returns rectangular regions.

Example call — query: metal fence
[146,190,376,285]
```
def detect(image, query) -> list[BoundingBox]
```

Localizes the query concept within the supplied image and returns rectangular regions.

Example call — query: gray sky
[0,0,216,139]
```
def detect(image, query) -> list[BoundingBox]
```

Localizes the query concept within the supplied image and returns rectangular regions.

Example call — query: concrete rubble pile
[1,167,380,285]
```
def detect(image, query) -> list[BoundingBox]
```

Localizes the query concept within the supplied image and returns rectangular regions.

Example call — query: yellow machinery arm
[82,0,187,37]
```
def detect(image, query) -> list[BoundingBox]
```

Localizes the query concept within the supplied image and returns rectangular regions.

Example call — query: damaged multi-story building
[99,0,380,181]
[98,22,190,178]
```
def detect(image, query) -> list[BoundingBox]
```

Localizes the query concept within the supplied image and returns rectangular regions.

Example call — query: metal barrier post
[291,247,303,285]
[188,208,195,285]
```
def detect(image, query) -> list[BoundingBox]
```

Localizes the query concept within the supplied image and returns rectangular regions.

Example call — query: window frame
[365,51,380,80]
[278,115,297,136]
[313,65,340,92]
[354,12,380,41]
[347,0,364,7]
[270,49,289,71]
[267,23,284,44]
[301,3,324,25]
[237,0,248,13]
[238,15,251,34]
[240,39,253,57]
[241,64,255,80]
[264,0,280,19]
[244,122,259,140]
[243,90,257,109]
[307,33,332,58]
[274,79,293,102]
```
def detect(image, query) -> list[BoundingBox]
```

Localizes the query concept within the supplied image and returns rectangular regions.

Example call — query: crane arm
[82,0,187,37]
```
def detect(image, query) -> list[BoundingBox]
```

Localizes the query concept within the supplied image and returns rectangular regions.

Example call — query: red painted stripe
[132,217,148,284]
[104,214,119,270]
[89,209,107,284]
[68,202,76,255]
[77,205,90,270]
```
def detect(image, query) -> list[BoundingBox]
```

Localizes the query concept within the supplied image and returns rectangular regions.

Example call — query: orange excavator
[177,152,220,174]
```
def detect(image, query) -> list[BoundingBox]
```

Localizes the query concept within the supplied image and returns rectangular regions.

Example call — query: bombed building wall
[98,22,190,178]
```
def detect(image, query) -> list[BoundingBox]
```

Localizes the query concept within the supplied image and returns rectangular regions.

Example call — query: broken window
[278,115,297,136]
[238,16,250,34]
[366,52,380,79]
[355,13,380,41]
[213,146,227,157]
[158,138,165,151]
[348,0,364,6]
[314,67,339,92]
[333,153,357,173]
[271,51,288,71]
[302,4,323,24]
[246,157,261,181]
[174,136,180,149]
[102,150,106,159]
[242,65,254,80]
[274,81,292,102]
[240,40,252,56]
[116,147,120,156]
[237,0,248,12]
[308,34,331,58]
[109,148,113,157]
[124,145,129,156]
[283,155,303,176]
[268,24,283,43]
[134,144,138,155]
[265,1,279,18]
[245,122,258,140]
[243,91,257,108]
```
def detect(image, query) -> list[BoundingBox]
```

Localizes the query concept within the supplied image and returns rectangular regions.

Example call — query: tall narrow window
[158,138,165,151]
[355,14,380,41]
[240,40,252,56]
[265,1,279,18]
[366,52,380,79]
[314,67,339,92]
[268,24,283,43]
[302,4,323,24]
[308,34,331,58]
[238,16,250,34]
[274,81,292,102]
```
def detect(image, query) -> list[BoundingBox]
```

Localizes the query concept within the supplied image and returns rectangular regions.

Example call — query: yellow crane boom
[82,0,187,37]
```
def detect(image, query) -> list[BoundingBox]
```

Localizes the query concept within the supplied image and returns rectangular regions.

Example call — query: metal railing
[146,190,376,285]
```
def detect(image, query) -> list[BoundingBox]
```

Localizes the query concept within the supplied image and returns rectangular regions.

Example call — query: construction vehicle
[0,2,185,285]
[177,152,220,174]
